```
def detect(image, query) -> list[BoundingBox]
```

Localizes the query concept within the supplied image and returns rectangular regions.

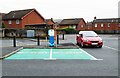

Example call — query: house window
[16,20,20,24]
[101,24,104,27]
[8,20,12,24]
[81,25,83,28]
[69,25,76,29]
[108,23,110,27]
[73,25,76,29]
[95,24,97,27]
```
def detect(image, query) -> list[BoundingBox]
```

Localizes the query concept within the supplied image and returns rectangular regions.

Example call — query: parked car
[76,31,103,48]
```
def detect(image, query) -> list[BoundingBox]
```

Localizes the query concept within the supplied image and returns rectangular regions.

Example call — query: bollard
[63,34,64,40]
[57,35,59,44]
[37,36,40,46]
[13,36,16,47]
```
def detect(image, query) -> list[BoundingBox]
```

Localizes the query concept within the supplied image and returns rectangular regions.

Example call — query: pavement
[0,34,119,77]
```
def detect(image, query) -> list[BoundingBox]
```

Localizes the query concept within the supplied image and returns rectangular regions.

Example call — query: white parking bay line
[44,48,56,60]
[79,48,103,60]
[50,48,52,59]
[103,45,119,51]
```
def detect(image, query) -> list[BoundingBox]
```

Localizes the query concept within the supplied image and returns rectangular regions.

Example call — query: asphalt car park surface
[1,34,119,76]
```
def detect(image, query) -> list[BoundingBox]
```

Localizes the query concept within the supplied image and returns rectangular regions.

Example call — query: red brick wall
[77,19,86,30]
[22,10,45,28]
[93,23,104,30]
[47,20,55,29]
[118,23,120,30]
[93,23,118,31]
[114,23,120,30]
[104,23,115,30]
[47,20,54,25]
[3,20,22,28]
[3,10,45,29]
[85,25,93,31]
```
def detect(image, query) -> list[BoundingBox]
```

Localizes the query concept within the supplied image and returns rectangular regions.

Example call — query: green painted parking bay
[5,48,98,60]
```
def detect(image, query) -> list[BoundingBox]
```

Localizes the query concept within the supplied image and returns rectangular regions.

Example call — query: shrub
[61,28,76,34]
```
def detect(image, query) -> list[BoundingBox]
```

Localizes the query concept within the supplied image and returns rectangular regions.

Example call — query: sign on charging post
[48,29,54,47]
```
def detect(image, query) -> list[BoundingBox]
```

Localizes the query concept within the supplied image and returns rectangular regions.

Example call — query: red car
[76,31,103,48]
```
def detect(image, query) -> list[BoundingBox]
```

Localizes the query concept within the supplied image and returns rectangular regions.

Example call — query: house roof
[45,18,55,24]
[93,18,120,23]
[60,18,84,25]
[0,13,6,19]
[86,22,93,26]
[53,19,63,24]
[3,9,45,20]
[0,13,6,23]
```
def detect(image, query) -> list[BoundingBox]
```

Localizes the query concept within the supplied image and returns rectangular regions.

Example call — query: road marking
[2,47,23,59]
[53,52,82,54]
[73,42,103,60]
[103,45,119,51]
[50,48,52,59]
[79,48,103,60]
[17,52,48,54]
[44,48,56,60]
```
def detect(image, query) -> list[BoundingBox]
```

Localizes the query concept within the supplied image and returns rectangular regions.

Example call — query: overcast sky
[0,0,119,21]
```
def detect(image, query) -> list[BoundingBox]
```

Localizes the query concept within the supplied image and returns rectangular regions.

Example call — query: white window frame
[108,23,110,27]
[101,23,104,27]
[8,20,12,24]
[16,20,20,24]
[95,24,97,27]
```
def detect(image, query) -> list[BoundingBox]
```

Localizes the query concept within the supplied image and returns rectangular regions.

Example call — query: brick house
[2,9,52,37]
[0,13,6,27]
[45,18,57,39]
[3,9,45,29]
[59,18,86,31]
[85,22,93,31]
[0,13,6,37]
[93,18,120,34]
[45,18,55,29]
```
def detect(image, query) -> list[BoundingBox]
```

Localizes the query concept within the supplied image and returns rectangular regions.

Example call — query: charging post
[48,29,54,47]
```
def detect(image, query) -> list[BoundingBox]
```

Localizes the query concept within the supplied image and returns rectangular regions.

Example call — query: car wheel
[76,42,79,45]
[80,42,84,48]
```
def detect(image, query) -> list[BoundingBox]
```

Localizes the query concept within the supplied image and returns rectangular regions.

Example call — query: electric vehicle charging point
[48,29,54,47]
